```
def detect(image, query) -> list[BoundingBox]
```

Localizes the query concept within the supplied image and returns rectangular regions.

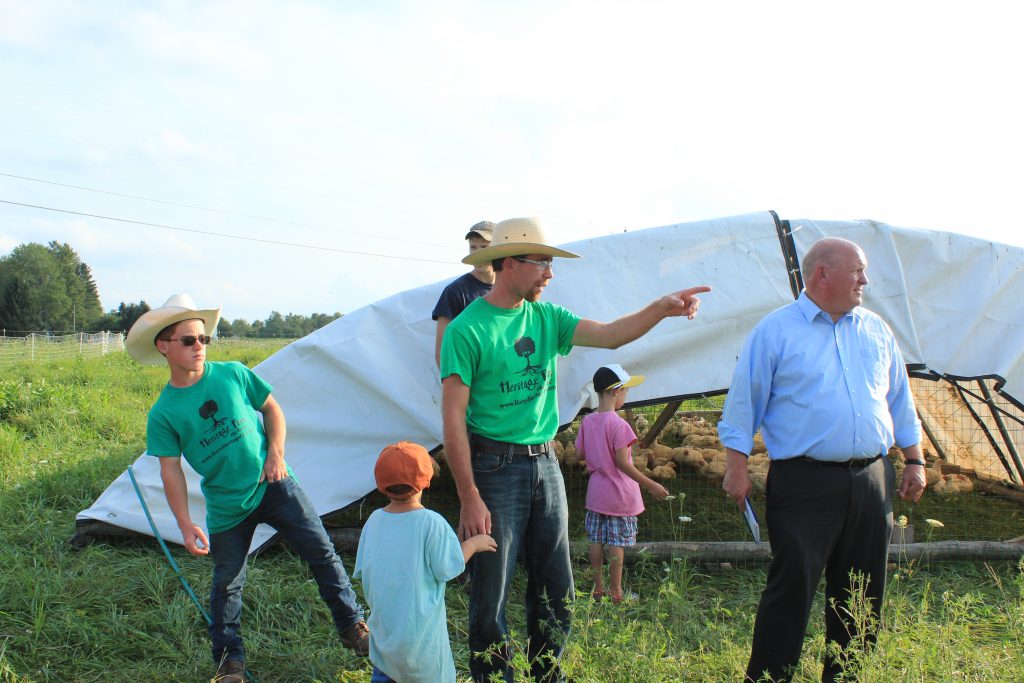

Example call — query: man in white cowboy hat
[432,220,496,367]
[126,294,369,683]
[439,217,711,682]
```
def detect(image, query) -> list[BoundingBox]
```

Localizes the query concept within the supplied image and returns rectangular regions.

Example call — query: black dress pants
[745,456,894,683]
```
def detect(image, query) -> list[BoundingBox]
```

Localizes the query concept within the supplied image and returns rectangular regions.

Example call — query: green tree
[310,312,343,331]
[229,318,253,337]
[47,241,102,329]
[96,300,151,332]
[0,241,105,332]
[262,311,286,337]
[0,243,71,332]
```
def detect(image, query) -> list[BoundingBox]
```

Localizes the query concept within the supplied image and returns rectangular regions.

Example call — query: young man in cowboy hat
[126,294,369,683]
[432,220,496,367]
[439,218,711,682]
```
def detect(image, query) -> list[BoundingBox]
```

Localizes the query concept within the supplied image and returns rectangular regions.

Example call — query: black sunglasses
[168,335,212,346]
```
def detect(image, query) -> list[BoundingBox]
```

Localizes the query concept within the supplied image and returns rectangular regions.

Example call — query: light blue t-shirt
[718,291,921,460]
[354,508,464,683]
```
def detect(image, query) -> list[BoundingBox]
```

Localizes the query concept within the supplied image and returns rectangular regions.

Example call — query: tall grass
[1,344,1022,682]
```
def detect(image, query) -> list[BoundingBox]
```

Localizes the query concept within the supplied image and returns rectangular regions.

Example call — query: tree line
[0,241,342,337]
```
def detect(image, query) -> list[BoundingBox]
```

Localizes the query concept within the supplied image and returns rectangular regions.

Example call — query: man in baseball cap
[432,220,497,367]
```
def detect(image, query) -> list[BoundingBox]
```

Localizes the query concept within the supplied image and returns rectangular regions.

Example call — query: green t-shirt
[146,361,287,534]
[440,297,580,444]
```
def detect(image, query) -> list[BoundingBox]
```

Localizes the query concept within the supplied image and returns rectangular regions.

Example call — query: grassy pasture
[1,341,1023,682]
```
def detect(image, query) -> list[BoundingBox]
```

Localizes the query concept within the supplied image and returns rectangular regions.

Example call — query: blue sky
[1,1,1021,321]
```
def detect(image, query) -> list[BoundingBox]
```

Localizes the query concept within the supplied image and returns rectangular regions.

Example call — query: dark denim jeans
[468,446,573,683]
[208,476,363,664]
[370,665,396,683]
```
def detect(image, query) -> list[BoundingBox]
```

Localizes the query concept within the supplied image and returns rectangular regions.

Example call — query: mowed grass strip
[0,341,1022,682]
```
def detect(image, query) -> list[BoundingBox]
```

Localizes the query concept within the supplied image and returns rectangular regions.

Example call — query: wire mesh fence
[0,332,125,364]
[328,377,1024,564]
[0,333,298,365]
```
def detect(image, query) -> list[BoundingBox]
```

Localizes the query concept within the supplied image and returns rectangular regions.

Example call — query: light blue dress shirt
[718,292,921,461]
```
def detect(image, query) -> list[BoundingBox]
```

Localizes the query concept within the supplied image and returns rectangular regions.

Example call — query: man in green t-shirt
[440,217,711,682]
[126,294,369,683]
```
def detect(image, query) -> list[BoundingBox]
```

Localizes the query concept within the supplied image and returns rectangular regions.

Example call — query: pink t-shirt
[576,411,644,516]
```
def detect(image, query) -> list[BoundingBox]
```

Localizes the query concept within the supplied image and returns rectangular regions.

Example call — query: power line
[0,170,447,248]
[0,199,458,265]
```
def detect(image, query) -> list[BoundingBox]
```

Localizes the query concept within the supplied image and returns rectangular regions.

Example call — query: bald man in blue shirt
[719,236,927,683]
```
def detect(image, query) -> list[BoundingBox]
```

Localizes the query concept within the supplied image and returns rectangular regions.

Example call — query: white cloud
[138,128,223,164]
[1,0,1022,324]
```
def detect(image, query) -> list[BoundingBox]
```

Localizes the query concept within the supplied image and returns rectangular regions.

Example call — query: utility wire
[0,199,458,265]
[0,170,446,248]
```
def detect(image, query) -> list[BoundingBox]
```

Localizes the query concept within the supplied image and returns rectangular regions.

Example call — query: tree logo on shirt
[514,336,544,376]
[198,400,229,430]
[497,336,551,407]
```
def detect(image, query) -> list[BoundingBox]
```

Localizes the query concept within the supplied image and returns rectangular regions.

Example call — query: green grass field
[2,341,1023,682]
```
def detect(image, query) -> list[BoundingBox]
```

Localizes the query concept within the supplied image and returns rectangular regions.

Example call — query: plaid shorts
[585,511,638,546]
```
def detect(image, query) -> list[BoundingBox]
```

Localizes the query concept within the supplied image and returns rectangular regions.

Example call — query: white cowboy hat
[462,217,580,266]
[126,293,222,365]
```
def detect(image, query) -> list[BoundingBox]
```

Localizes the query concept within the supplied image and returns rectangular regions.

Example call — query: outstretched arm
[461,533,498,563]
[572,286,711,349]
[614,446,669,500]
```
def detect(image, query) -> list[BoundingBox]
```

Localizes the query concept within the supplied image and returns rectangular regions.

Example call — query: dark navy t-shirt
[431,272,492,321]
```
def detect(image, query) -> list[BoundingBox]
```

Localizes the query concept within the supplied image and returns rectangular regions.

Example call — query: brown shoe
[212,658,249,683]
[340,620,370,656]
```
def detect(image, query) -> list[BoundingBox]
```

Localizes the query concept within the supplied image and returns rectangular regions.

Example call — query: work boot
[212,657,249,683]
[340,620,370,656]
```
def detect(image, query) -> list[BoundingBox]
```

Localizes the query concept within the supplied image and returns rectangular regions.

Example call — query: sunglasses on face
[168,335,212,347]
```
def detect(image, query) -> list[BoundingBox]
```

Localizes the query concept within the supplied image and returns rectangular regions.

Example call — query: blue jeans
[468,446,573,683]
[208,476,364,664]
[370,666,396,683]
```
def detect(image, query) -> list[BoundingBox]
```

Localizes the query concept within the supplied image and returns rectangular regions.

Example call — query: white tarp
[77,211,1024,551]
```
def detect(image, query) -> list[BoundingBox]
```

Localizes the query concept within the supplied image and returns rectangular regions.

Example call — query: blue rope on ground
[128,465,212,625]
[128,464,265,682]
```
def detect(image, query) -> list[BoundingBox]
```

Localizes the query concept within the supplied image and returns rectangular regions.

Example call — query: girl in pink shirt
[576,364,668,603]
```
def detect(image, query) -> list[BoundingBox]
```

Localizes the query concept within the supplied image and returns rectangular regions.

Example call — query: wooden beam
[323,529,1024,564]
[639,400,682,448]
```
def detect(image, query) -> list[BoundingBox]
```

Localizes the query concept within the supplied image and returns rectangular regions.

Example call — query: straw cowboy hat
[462,217,580,266]
[126,293,222,366]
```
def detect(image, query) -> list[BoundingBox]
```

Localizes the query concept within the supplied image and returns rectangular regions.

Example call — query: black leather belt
[793,454,883,468]
[470,433,551,457]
